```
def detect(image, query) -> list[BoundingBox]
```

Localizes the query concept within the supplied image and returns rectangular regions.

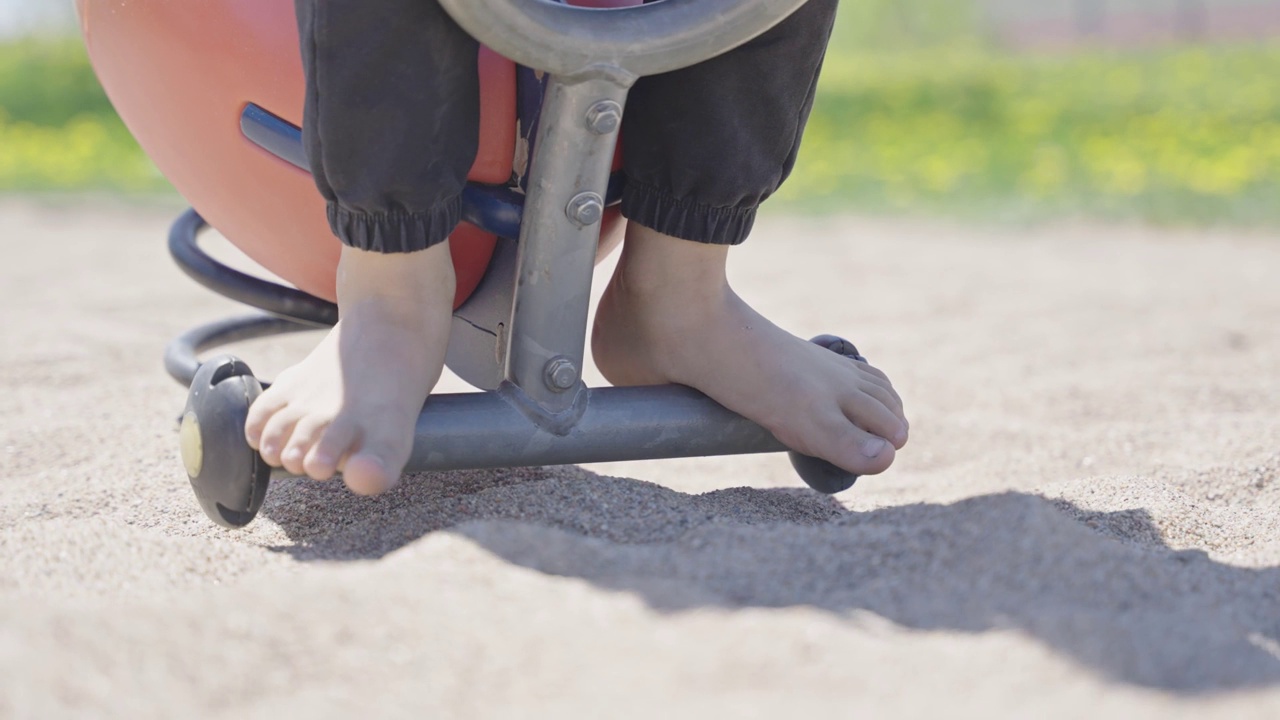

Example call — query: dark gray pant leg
[297,0,479,253]
[620,0,839,245]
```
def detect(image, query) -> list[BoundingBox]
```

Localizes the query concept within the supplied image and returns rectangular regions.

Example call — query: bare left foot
[243,242,456,495]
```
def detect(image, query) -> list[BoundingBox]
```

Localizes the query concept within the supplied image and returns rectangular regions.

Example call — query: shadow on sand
[262,465,1280,693]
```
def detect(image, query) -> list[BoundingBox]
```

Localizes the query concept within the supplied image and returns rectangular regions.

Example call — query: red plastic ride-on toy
[77,0,866,529]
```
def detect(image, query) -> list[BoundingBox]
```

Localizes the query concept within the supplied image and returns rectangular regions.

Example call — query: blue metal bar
[461,185,525,240]
[239,103,309,171]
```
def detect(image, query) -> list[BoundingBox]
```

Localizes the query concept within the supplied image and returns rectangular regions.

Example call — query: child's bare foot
[244,242,455,495]
[592,225,908,476]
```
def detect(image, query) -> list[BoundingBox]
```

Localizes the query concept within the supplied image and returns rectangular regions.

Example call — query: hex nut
[566,192,604,226]
[586,100,622,134]
[544,357,579,391]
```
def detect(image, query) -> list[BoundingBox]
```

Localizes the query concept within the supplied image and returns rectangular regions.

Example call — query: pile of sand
[1,200,1277,717]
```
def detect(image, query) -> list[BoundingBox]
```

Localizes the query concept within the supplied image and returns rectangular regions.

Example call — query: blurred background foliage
[783,0,1280,224]
[1,0,1279,224]
[0,38,165,192]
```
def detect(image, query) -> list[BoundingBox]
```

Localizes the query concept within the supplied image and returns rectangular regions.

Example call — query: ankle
[611,224,731,304]
[336,242,456,309]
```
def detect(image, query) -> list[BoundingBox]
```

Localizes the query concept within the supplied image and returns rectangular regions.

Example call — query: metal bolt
[544,357,579,392]
[585,100,622,135]
[565,192,604,226]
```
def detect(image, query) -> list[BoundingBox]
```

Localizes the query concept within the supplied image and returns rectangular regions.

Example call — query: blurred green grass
[0,38,168,192]
[781,41,1280,224]
[2,8,1280,224]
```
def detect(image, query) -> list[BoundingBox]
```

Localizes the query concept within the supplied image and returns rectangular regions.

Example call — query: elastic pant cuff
[620,179,757,246]
[327,194,461,253]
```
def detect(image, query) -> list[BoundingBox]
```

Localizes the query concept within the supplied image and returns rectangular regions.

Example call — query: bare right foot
[243,242,456,496]
[592,225,908,477]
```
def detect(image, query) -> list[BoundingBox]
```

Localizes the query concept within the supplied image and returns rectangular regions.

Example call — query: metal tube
[404,384,788,471]
[436,0,810,78]
[168,209,339,328]
[164,314,315,386]
[502,75,629,419]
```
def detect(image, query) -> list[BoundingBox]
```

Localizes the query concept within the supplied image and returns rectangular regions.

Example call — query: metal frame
[438,0,810,432]
[170,0,858,528]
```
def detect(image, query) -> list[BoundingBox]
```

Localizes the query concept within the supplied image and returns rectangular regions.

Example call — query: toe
[821,422,897,476]
[846,362,905,415]
[848,430,897,474]
[341,454,397,496]
[775,409,896,476]
[280,417,329,477]
[842,359,905,411]
[257,409,300,467]
[341,440,408,496]
[839,389,910,449]
[854,361,894,390]
[304,419,358,481]
[245,387,289,449]
[854,382,908,439]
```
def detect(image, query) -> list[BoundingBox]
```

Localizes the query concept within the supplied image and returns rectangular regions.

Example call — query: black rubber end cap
[787,451,859,494]
[181,355,271,529]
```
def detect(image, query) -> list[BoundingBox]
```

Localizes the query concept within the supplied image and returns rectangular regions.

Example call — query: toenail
[894,427,909,444]
[314,451,336,467]
[260,443,277,457]
[861,437,887,458]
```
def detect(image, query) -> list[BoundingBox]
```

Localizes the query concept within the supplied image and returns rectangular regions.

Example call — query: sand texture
[1,199,1278,718]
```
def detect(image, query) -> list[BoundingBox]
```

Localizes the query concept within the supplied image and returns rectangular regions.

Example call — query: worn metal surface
[400,385,789,471]
[500,74,628,421]
[436,0,809,78]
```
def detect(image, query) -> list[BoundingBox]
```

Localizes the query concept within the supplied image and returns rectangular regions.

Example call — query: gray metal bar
[402,385,788,471]
[501,75,629,419]
[436,0,810,78]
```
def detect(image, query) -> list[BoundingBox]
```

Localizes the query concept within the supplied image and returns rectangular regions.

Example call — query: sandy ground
[0,198,1278,718]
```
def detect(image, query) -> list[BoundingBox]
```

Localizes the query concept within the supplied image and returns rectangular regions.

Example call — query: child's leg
[244,0,478,495]
[594,0,910,475]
